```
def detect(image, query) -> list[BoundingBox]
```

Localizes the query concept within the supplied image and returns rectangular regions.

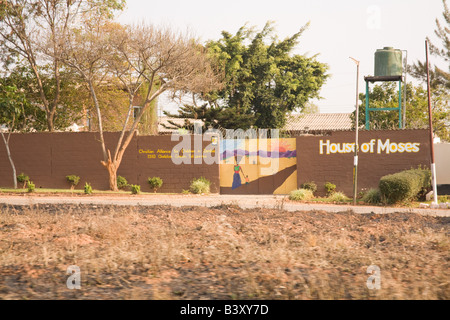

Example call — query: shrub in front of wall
[361,188,382,204]
[17,173,30,188]
[148,177,163,193]
[324,182,336,196]
[84,183,93,195]
[117,176,128,190]
[66,175,80,190]
[328,191,350,203]
[27,181,35,193]
[379,168,431,204]
[289,189,314,201]
[300,181,317,194]
[190,177,211,194]
[131,184,141,195]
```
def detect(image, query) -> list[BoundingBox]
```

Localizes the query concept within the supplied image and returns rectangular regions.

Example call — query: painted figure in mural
[232,155,245,190]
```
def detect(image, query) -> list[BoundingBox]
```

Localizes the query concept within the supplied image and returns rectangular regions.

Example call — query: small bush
[289,189,314,201]
[17,173,30,188]
[300,181,317,193]
[84,182,93,195]
[328,191,350,203]
[190,177,211,194]
[66,175,80,189]
[131,184,141,195]
[117,176,128,190]
[379,168,431,204]
[27,181,35,193]
[324,182,336,196]
[361,188,382,204]
[17,173,29,183]
[148,177,163,193]
[181,189,190,194]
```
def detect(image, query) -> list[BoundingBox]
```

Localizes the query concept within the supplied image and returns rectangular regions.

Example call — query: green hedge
[379,168,431,204]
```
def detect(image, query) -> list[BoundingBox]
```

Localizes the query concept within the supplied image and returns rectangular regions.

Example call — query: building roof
[284,113,353,132]
[157,113,353,134]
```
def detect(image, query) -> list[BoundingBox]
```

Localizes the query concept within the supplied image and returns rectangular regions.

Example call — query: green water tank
[374,47,403,77]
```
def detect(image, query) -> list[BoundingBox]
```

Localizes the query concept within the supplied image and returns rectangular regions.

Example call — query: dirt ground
[0,203,448,300]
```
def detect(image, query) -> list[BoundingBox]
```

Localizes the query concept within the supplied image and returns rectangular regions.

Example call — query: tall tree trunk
[102,85,165,191]
[104,134,134,192]
[1,132,17,189]
[46,115,54,133]
[105,161,118,192]
[88,80,108,161]
[148,103,159,135]
[101,150,119,191]
[29,61,54,132]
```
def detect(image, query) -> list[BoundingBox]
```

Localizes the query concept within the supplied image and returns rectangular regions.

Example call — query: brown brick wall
[136,135,220,193]
[0,132,219,193]
[296,129,431,197]
[0,130,430,196]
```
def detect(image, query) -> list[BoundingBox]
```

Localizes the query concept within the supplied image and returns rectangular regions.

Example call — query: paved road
[1,194,449,217]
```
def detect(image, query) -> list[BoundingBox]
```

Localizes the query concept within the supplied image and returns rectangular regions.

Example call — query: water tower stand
[364,75,403,130]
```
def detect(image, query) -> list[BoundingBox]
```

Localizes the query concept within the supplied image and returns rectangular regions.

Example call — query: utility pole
[425,40,438,205]
[350,57,360,206]
[402,50,408,127]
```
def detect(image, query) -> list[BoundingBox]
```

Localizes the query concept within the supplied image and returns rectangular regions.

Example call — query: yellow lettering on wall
[320,139,421,155]
[377,139,390,154]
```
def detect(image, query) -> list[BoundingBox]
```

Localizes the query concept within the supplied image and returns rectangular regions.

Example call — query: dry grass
[0,204,448,300]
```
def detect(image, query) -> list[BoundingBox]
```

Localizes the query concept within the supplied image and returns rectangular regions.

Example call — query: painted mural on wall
[220,138,297,194]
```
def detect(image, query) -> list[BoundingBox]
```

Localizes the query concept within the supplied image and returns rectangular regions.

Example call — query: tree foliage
[0,0,125,131]
[351,82,449,141]
[0,84,33,189]
[410,0,450,90]
[0,83,32,132]
[0,63,89,131]
[355,1,450,140]
[57,18,221,190]
[165,22,329,130]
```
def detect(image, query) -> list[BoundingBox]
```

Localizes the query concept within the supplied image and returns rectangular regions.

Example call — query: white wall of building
[435,143,450,185]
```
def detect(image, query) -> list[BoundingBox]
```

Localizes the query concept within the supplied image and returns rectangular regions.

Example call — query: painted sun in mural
[266,139,297,159]
[269,140,291,152]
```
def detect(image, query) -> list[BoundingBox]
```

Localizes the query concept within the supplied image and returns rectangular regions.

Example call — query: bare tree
[58,20,222,190]
[1,122,18,189]
[0,84,30,189]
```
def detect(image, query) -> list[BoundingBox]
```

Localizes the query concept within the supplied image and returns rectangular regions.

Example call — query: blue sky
[117,0,445,115]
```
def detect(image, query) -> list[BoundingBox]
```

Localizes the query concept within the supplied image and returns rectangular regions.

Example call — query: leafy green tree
[0,84,33,188]
[302,102,320,114]
[0,0,125,131]
[352,82,449,141]
[410,0,449,90]
[165,22,329,130]
[358,1,449,141]
[1,63,89,131]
